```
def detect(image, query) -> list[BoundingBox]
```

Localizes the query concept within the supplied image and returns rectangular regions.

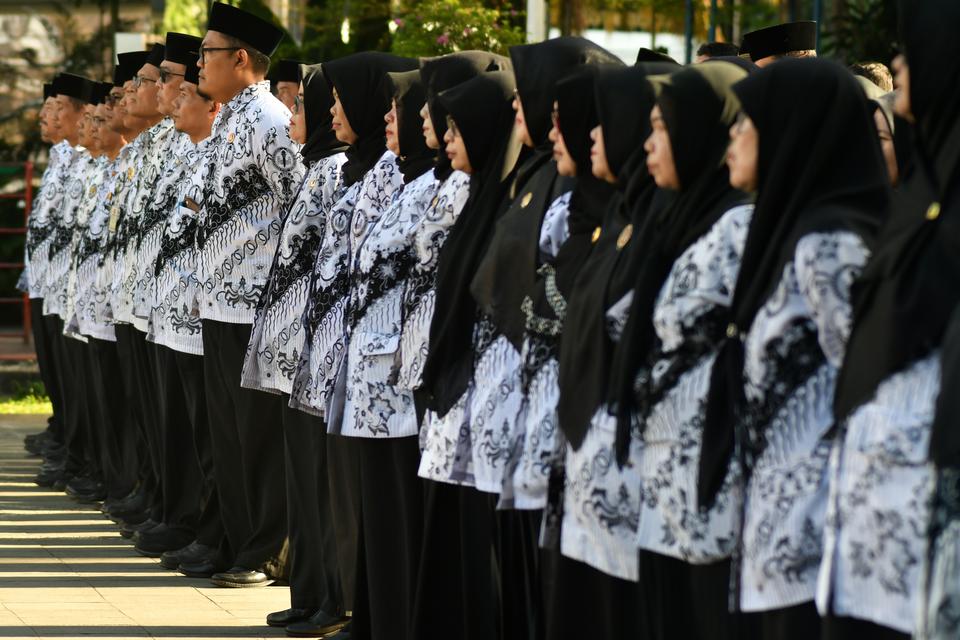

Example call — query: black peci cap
[207,2,285,57]
[183,52,201,85]
[116,51,150,85]
[165,32,202,65]
[269,58,302,83]
[740,21,817,61]
[53,73,94,102]
[43,82,55,100]
[96,81,114,104]
[146,43,166,68]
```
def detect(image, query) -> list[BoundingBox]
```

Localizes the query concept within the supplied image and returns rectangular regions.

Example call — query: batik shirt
[195,81,303,325]
[24,140,71,299]
[816,352,939,634]
[739,231,869,612]
[635,203,753,564]
[72,157,122,342]
[340,168,439,438]
[110,119,176,328]
[242,152,346,394]
[63,155,110,338]
[42,147,92,319]
[149,140,208,355]
[132,130,191,326]
[290,151,402,418]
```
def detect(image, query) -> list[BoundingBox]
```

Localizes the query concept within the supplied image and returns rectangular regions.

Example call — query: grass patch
[0,380,52,415]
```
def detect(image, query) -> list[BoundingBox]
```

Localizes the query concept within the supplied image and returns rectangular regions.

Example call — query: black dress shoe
[179,558,224,578]
[71,484,107,504]
[119,518,159,539]
[160,541,216,570]
[134,526,195,558]
[285,611,350,637]
[266,608,318,628]
[210,567,273,588]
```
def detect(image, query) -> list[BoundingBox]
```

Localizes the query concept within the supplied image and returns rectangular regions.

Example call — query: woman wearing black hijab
[819,1,960,637]
[240,62,349,634]
[463,38,620,498]
[706,58,889,638]
[604,62,750,640]
[417,69,522,640]
[286,51,417,640]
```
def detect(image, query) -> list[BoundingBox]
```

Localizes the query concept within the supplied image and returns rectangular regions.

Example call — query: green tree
[390,0,525,57]
[162,0,207,35]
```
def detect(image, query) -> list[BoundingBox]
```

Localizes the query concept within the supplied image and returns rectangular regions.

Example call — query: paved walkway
[0,415,291,639]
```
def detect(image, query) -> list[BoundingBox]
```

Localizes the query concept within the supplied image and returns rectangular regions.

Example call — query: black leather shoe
[34,462,66,488]
[160,541,216,570]
[119,518,159,539]
[179,558,224,579]
[285,611,350,637]
[210,567,273,588]
[71,484,107,504]
[266,608,318,628]
[65,474,99,495]
[134,526,195,557]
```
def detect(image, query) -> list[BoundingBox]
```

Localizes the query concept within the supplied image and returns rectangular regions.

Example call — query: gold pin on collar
[591,226,602,243]
[616,223,633,250]
[926,202,941,221]
[227,132,235,144]
[520,192,533,208]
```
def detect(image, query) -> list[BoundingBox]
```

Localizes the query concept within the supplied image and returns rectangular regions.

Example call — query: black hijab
[298,63,348,166]
[420,71,522,415]
[384,69,435,183]
[420,51,512,180]
[555,65,665,449]
[607,62,749,462]
[469,38,622,349]
[322,52,418,186]
[698,59,890,506]
[834,0,960,427]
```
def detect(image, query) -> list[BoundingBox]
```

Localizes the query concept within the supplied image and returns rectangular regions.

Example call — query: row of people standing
[20,2,960,640]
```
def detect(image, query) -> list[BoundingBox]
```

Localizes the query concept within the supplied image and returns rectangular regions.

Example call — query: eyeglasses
[105,93,121,105]
[445,115,460,137]
[293,95,303,115]
[199,46,241,64]
[159,68,185,84]
[133,75,157,88]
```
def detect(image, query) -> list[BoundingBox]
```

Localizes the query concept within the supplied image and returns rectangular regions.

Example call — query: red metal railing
[0,161,33,353]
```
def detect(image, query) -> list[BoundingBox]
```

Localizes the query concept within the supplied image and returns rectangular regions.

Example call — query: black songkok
[740,21,817,61]
[183,53,202,85]
[207,2,285,57]
[270,59,302,83]
[116,51,149,85]
[165,32,202,65]
[53,73,94,102]
[43,82,54,100]
[146,43,166,68]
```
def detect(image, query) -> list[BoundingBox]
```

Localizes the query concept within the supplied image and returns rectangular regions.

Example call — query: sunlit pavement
[0,415,290,639]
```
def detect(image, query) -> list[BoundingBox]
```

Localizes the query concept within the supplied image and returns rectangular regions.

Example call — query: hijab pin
[726,323,740,339]
[926,202,941,221]
[616,223,633,250]
[520,192,533,208]
[591,226,602,243]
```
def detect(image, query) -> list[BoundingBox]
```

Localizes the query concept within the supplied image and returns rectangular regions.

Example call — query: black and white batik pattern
[132,130,190,327]
[196,81,304,325]
[561,290,643,581]
[150,141,208,355]
[815,352,939,635]
[110,120,175,327]
[72,158,121,342]
[500,191,571,510]
[43,149,94,320]
[63,155,110,338]
[25,141,71,298]
[739,231,869,612]
[341,169,438,438]
[242,152,346,395]
[290,152,402,418]
[635,204,753,564]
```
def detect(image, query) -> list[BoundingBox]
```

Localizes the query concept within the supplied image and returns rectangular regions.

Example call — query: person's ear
[235,48,249,71]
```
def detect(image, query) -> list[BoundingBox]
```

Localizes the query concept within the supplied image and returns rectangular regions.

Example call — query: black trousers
[127,328,163,520]
[282,401,341,613]
[43,315,85,474]
[542,551,642,640]
[327,433,362,613]
[114,324,154,502]
[152,344,203,534]
[350,436,424,640]
[174,350,222,548]
[201,319,286,570]
[496,509,544,640]
[412,482,500,640]
[822,615,909,640]
[30,299,63,440]
[87,337,136,499]
[745,601,821,640]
